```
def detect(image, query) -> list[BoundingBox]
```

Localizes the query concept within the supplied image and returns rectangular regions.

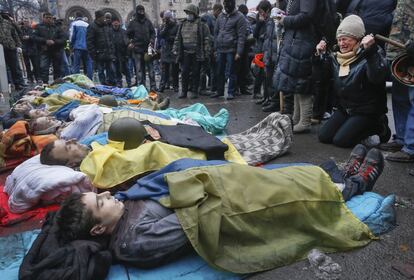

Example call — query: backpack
[314,0,341,48]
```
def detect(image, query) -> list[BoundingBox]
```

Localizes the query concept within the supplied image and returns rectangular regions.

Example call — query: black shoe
[189,92,199,99]
[226,94,235,100]
[378,115,391,143]
[210,92,224,98]
[343,144,367,178]
[159,86,165,92]
[262,102,280,113]
[377,141,403,152]
[173,87,179,93]
[255,97,267,105]
[178,92,187,99]
[351,148,384,192]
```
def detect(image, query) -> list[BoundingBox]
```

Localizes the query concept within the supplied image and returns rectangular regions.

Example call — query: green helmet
[99,95,118,107]
[108,118,148,150]
[184,4,199,16]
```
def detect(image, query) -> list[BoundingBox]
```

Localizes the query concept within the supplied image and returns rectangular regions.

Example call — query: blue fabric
[45,82,96,97]
[80,132,108,146]
[70,19,88,50]
[114,106,171,119]
[346,192,396,236]
[157,103,229,134]
[93,85,133,99]
[52,100,81,121]
[130,85,148,99]
[115,159,228,201]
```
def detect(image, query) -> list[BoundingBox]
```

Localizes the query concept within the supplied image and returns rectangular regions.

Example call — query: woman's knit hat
[336,15,365,39]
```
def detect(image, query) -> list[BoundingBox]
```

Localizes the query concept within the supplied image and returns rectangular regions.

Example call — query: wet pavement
[166,90,414,280]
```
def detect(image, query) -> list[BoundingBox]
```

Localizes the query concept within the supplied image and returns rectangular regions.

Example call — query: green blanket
[161,164,375,273]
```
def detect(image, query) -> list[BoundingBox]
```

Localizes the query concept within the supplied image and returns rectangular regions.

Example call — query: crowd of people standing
[0,0,413,167]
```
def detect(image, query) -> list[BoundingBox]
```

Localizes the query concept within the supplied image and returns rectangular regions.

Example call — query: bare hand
[316,40,327,55]
[361,34,375,50]
[128,43,134,50]
[23,35,29,40]
[235,54,240,61]
[46,40,55,46]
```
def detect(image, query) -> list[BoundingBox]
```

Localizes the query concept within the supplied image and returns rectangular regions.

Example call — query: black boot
[178,91,187,99]
[262,102,280,112]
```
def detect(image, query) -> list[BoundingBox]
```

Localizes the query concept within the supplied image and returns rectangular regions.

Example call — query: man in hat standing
[378,0,414,163]
[87,10,116,85]
[127,5,156,91]
[173,4,210,99]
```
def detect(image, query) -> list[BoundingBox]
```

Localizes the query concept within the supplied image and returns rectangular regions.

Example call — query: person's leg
[72,49,81,74]
[180,53,191,98]
[171,63,179,91]
[390,79,409,145]
[23,53,33,82]
[53,51,63,80]
[402,88,414,155]
[96,60,106,84]
[121,58,132,87]
[147,59,156,91]
[331,115,377,148]
[159,62,167,91]
[190,55,200,99]
[4,49,19,85]
[253,68,264,99]
[211,53,225,98]
[133,53,144,87]
[226,52,236,99]
[31,54,41,82]
[114,58,122,87]
[60,51,71,77]
[39,52,50,84]
[318,110,348,144]
[210,53,217,92]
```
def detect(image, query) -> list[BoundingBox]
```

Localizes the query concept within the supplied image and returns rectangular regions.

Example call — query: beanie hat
[163,10,174,19]
[136,5,145,12]
[95,10,104,19]
[336,15,365,40]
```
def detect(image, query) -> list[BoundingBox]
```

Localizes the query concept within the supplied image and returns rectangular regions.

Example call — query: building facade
[56,0,246,26]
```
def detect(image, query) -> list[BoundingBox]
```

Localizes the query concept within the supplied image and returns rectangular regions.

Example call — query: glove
[405,40,414,57]
[16,47,22,54]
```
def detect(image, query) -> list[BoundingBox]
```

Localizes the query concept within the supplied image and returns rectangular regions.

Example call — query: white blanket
[4,155,94,213]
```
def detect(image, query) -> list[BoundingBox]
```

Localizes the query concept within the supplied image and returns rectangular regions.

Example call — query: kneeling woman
[317,15,390,148]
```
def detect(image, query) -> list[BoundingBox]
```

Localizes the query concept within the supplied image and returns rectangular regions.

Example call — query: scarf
[336,44,360,77]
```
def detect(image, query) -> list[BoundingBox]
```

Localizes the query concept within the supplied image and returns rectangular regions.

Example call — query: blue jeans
[72,49,93,79]
[392,78,414,154]
[216,52,236,96]
[96,59,116,85]
[61,51,71,77]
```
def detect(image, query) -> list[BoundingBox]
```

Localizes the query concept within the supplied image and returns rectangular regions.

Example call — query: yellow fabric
[161,164,375,273]
[80,140,244,189]
[336,45,360,77]
[222,138,247,165]
[33,95,88,113]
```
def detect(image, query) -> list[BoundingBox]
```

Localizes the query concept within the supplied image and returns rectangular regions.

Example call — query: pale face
[28,109,49,119]
[32,116,60,132]
[337,36,359,53]
[50,139,90,167]
[82,191,125,235]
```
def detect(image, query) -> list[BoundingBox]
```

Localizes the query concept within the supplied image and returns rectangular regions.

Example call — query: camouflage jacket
[0,16,21,50]
[387,0,414,60]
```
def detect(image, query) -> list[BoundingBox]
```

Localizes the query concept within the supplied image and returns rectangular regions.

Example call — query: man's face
[28,109,49,119]
[223,0,235,14]
[337,36,358,53]
[50,139,90,167]
[258,9,269,20]
[136,9,145,17]
[43,15,53,25]
[12,101,32,115]
[213,8,222,18]
[112,21,120,30]
[96,16,105,25]
[33,116,60,131]
[82,191,125,235]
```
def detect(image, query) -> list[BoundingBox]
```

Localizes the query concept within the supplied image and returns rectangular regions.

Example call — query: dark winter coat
[32,22,66,53]
[0,16,21,50]
[253,18,268,54]
[19,212,112,280]
[173,18,210,62]
[339,0,397,38]
[322,45,388,116]
[262,18,281,69]
[214,10,247,55]
[159,21,178,63]
[86,20,115,61]
[112,27,129,59]
[126,17,155,54]
[21,26,38,56]
[273,0,319,95]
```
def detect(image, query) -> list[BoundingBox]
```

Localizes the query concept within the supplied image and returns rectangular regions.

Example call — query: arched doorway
[65,6,92,23]
[100,8,123,24]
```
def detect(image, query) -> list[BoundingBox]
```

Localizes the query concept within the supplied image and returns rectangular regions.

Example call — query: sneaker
[386,150,414,162]
[343,144,367,178]
[352,148,384,192]
[226,94,234,100]
[377,141,403,152]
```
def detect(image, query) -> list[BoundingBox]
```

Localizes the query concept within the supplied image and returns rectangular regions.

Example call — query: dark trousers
[72,49,93,79]
[4,49,24,86]
[319,110,380,148]
[235,50,252,94]
[216,52,236,96]
[39,51,62,83]
[200,53,216,91]
[132,53,156,90]
[96,59,116,85]
[181,52,200,94]
[160,62,179,89]
[254,68,265,96]
[114,56,132,87]
[312,79,333,119]
[23,53,40,82]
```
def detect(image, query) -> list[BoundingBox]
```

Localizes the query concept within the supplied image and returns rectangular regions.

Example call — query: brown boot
[293,95,313,133]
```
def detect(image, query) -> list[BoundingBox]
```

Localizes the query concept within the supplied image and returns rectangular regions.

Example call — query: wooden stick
[374,34,406,49]
[279,91,284,112]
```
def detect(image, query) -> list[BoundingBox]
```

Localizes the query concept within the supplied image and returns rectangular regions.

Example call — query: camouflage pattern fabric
[0,17,21,50]
[386,0,414,60]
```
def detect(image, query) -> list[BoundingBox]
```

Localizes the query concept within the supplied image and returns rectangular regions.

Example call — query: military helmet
[108,117,148,150]
[184,4,199,16]
[99,95,118,107]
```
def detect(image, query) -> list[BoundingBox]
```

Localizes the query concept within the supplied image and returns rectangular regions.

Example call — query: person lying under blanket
[40,145,384,275]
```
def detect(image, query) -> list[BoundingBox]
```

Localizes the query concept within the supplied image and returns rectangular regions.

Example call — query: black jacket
[21,26,38,56]
[32,22,66,53]
[214,10,247,55]
[126,17,155,54]
[323,45,388,116]
[112,27,129,59]
[86,20,115,61]
[273,0,319,95]
[159,21,178,63]
[19,212,112,280]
